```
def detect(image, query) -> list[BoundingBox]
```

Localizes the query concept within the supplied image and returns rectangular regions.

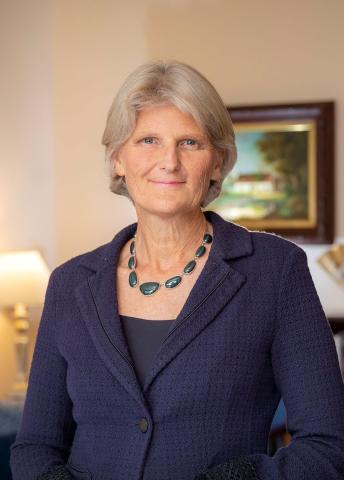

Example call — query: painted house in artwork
[232,173,282,195]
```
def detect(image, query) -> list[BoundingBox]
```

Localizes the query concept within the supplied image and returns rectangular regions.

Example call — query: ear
[210,150,224,182]
[111,150,125,177]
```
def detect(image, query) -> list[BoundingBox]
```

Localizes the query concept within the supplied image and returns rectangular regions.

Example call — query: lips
[149,180,185,184]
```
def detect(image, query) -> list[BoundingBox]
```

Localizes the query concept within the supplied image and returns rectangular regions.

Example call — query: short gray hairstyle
[101,60,237,207]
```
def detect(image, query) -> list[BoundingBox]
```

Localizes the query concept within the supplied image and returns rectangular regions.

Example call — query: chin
[138,199,197,217]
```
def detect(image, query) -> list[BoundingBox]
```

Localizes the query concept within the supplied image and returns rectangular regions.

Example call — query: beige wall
[1,0,344,398]
[0,0,54,399]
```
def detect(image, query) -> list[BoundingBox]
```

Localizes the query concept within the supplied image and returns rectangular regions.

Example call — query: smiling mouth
[149,180,186,184]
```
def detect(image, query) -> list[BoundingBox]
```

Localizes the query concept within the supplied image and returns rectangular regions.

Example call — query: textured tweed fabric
[37,465,74,480]
[10,211,344,479]
[194,457,260,479]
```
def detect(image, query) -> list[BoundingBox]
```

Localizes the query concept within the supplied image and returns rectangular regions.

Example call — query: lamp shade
[0,249,50,308]
[317,244,344,285]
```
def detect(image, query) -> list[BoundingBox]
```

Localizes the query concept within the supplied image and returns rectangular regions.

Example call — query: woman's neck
[133,209,211,275]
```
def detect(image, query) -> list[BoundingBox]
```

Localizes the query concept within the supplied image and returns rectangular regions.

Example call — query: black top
[120,315,175,388]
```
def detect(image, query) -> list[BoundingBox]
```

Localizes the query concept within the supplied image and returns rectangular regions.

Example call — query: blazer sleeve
[10,270,76,480]
[195,246,344,480]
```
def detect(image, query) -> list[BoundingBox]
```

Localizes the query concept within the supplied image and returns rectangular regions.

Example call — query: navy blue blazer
[10,211,344,480]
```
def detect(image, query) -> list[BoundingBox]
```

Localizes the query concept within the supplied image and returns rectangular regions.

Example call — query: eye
[140,137,156,144]
[180,139,199,148]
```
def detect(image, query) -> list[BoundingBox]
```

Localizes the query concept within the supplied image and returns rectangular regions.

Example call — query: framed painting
[207,102,335,243]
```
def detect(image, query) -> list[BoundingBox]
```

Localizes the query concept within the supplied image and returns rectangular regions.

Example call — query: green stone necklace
[128,228,213,296]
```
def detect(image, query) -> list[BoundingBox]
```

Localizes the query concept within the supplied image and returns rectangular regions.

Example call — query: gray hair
[101,60,237,207]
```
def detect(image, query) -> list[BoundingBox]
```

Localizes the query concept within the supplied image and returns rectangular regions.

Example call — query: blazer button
[139,417,148,433]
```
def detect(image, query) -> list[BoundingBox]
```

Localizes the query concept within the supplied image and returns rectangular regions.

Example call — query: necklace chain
[128,223,213,296]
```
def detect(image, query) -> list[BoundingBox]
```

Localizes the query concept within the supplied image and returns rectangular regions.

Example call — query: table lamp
[0,249,50,404]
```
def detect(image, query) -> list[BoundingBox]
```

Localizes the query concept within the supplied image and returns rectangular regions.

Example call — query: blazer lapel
[74,222,148,408]
[143,211,253,391]
[143,258,246,392]
[74,211,253,404]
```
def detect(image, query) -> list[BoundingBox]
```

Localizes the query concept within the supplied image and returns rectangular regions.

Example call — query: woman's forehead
[133,104,206,135]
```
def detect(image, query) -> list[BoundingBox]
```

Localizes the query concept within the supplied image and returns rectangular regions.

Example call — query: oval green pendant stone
[195,245,206,257]
[128,256,135,269]
[184,260,196,274]
[130,241,135,255]
[203,233,213,244]
[139,282,160,296]
[129,271,138,287]
[165,275,182,288]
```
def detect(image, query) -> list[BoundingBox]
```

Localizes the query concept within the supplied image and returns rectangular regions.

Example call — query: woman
[10,61,344,480]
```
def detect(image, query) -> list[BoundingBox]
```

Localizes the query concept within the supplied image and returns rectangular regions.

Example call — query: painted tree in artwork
[255,131,308,218]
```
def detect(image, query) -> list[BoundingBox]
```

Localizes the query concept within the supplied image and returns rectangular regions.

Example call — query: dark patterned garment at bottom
[194,457,260,480]
[37,465,74,480]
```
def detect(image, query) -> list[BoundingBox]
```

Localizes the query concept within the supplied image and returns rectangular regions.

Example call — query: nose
[158,144,181,171]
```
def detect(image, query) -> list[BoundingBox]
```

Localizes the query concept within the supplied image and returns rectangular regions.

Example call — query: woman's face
[113,103,223,217]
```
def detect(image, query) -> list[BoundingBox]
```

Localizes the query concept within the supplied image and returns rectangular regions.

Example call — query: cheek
[117,160,139,183]
[189,160,214,183]
[124,152,153,176]
[122,156,152,196]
